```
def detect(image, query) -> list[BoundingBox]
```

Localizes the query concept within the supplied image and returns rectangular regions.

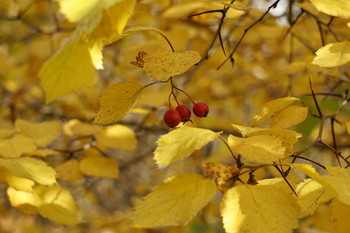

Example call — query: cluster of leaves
[1,0,350,232]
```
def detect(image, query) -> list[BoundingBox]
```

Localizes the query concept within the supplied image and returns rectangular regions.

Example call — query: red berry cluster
[163,102,209,128]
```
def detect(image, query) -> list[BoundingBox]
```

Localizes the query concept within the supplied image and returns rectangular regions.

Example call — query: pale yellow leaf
[231,124,263,137]
[132,173,216,227]
[154,127,221,167]
[269,105,309,128]
[312,41,350,67]
[291,163,320,179]
[56,0,100,22]
[221,178,299,233]
[310,0,350,18]
[253,97,301,127]
[79,155,119,178]
[0,134,36,158]
[0,157,56,185]
[0,166,34,192]
[55,159,84,181]
[7,187,40,215]
[35,184,82,225]
[143,50,201,80]
[329,199,350,233]
[94,82,143,125]
[296,179,333,218]
[39,39,97,103]
[228,128,301,163]
[16,119,62,147]
[96,124,137,151]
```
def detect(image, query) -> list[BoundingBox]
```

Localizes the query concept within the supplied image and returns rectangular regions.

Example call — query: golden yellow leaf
[291,163,320,179]
[0,134,36,158]
[39,39,97,103]
[93,82,143,125]
[16,119,62,147]
[221,178,299,233]
[55,159,84,181]
[0,166,34,192]
[7,187,40,215]
[56,0,100,22]
[79,155,119,178]
[312,41,350,67]
[154,127,221,167]
[0,157,56,185]
[225,2,251,11]
[64,119,102,137]
[296,179,333,218]
[329,199,350,233]
[132,173,216,227]
[202,162,238,192]
[309,0,350,18]
[96,124,137,151]
[269,105,309,128]
[228,128,301,163]
[252,97,301,127]
[143,49,201,80]
[35,184,82,225]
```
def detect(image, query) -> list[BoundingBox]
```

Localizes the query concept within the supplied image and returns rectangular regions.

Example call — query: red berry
[176,105,191,122]
[163,109,181,128]
[193,102,209,118]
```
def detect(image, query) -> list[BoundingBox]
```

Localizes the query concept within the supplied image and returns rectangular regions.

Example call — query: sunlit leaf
[96,124,137,151]
[132,173,216,227]
[56,0,100,22]
[269,105,309,128]
[7,187,40,215]
[0,134,36,158]
[55,159,84,181]
[16,119,62,147]
[0,157,56,185]
[329,199,350,233]
[228,128,301,163]
[252,97,301,127]
[312,41,350,68]
[0,166,35,192]
[154,127,221,167]
[39,39,97,103]
[94,82,143,125]
[35,184,82,225]
[79,155,119,178]
[309,0,350,18]
[296,179,333,218]
[221,178,299,233]
[143,49,201,80]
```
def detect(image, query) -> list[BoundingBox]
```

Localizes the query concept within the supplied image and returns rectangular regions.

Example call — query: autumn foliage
[1,0,350,232]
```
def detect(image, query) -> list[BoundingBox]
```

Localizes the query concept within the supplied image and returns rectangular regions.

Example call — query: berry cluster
[163,102,209,128]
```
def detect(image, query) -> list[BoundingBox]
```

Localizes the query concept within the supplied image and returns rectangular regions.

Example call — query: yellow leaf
[291,163,320,179]
[329,199,350,233]
[312,41,350,67]
[56,0,100,22]
[64,119,102,137]
[296,179,333,218]
[0,157,56,185]
[269,105,309,128]
[79,155,119,178]
[0,166,34,192]
[252,97,301,127]
[143,50,201,80]
[228,128,301,163]
[0,134,36,158]
[55,159,84,181]
[94,82,143,125]
[309,0,350,18]
[16,119,62,147]
[7,187,40,215]
[231,124,263,137]
[202,162,238,192]
[35,184,82,225]
[221,178,299,233]
[154,127,221,167]
[39,39,97,103]
[132,173,216,227]
[96,124,137,151]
